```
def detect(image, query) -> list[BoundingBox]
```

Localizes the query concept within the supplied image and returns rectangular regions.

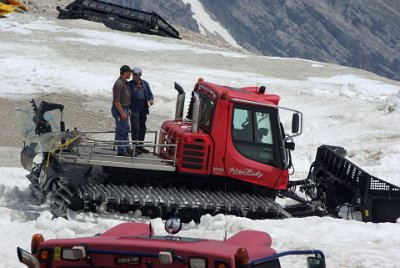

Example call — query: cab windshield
[231,103,283,168]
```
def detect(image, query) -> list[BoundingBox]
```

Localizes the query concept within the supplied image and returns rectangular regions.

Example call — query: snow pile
[377,89,400,114]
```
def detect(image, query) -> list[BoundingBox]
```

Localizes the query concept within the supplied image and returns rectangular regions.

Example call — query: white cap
[132,67,142,75]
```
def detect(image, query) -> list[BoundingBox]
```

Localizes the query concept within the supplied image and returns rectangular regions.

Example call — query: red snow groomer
[20,79,400,223]
[17,218,326,268]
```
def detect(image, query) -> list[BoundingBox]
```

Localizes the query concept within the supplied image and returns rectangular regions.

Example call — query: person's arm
[114,100,128,121]
[144,80,154,105]
[113,80,128,120]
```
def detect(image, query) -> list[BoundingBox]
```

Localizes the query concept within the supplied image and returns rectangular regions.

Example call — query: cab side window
[232,108,253,142]
[255,112,273,145]
[232,105,276,166]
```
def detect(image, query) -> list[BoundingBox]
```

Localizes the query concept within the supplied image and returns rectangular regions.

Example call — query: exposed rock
[196,0,400,82]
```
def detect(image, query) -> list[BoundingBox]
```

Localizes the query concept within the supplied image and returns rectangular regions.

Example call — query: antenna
[256,70,259,88]
[149,221,152,238]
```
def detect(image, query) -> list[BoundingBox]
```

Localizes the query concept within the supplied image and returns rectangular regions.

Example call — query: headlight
[62,246,86,260]
[159,251,173,265]
[189,257,207,268]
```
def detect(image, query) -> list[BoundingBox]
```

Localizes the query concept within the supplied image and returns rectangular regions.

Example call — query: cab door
[224,102,285,188]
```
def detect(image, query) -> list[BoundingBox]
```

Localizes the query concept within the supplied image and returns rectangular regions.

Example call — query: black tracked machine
[57,0,180,39]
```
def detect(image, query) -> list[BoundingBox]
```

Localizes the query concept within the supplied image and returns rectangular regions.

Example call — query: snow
[1,12,400,268]
[182,0,242,48]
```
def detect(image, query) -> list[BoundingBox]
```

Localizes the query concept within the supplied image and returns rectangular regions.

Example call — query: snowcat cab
[159,79,301,194]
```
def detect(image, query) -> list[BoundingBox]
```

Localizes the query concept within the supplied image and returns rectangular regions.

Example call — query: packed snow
[182,0,242,48]
[1,12,400,268]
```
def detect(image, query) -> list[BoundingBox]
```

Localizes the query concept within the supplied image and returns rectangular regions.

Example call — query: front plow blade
[309,145,400,223]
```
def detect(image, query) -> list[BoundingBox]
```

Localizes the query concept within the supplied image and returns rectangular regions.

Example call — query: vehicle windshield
[198,94,215,132]
[232,103,283,168]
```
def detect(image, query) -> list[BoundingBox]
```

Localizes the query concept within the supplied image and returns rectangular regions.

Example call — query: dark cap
[120,65,132,73]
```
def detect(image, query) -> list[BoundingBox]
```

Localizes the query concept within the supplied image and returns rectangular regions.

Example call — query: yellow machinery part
[6,0,28,11]
[0,2,15,16]
[0,0,28,16]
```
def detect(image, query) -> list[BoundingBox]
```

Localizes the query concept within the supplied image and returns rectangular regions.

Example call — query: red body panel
[159,120,214,175]
[35,222,276,268]
[159,81,289,191]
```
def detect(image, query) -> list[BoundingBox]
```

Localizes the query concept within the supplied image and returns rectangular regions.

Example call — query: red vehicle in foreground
[17,218,325,268]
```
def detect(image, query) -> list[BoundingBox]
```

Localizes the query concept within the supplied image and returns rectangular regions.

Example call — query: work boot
[133,148,142,155]
[139,147,149,153]
[117,151,133,157]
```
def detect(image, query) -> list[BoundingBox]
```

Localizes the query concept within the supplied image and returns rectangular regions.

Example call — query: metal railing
[58,130,178,169]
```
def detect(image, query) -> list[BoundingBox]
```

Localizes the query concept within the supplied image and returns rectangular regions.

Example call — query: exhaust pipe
[17,247,40,268]
[174,82,186,120]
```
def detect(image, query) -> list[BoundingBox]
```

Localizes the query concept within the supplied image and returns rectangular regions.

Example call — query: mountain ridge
[121,0,400,81]
[197,0,400,82]
[20,0,400,81]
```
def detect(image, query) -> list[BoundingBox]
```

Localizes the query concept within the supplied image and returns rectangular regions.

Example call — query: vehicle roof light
[235,248,249,265]
[198,77,204,83]
[31,234,44,254]
[189,257,207,268]
[221,90,228,100]
[258,86,266,95]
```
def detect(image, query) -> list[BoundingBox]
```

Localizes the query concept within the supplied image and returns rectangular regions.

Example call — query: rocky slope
[198,0,400,81]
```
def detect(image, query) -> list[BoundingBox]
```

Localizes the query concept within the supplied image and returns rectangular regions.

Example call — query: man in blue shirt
[129,67,154,154]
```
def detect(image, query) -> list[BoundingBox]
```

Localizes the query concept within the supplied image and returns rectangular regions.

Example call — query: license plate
[115,256,140,265]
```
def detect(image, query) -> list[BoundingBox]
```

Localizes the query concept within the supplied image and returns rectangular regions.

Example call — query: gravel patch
[4,94,115,148]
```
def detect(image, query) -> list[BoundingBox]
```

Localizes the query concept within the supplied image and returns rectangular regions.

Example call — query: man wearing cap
[129,67,154,153]
[111,65,133,157]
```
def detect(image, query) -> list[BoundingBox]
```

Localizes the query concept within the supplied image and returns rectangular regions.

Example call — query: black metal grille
[312,145,400,222]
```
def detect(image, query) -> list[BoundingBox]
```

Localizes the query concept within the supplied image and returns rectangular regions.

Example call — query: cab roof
[198,81,281,106]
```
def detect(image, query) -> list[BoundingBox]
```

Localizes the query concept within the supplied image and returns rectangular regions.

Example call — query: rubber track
[78,183,291,222]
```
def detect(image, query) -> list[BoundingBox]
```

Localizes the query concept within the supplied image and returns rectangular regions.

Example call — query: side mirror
[307,256,326,268]
[165,217,182,235]
[292,113,300,134]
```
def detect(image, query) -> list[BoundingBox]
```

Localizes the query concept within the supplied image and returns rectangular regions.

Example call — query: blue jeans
[111,105,130,154]
[130,112,147,145]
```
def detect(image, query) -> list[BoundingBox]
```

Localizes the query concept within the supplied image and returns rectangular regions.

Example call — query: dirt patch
[4,94,114,148]
[1,97,29,148]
